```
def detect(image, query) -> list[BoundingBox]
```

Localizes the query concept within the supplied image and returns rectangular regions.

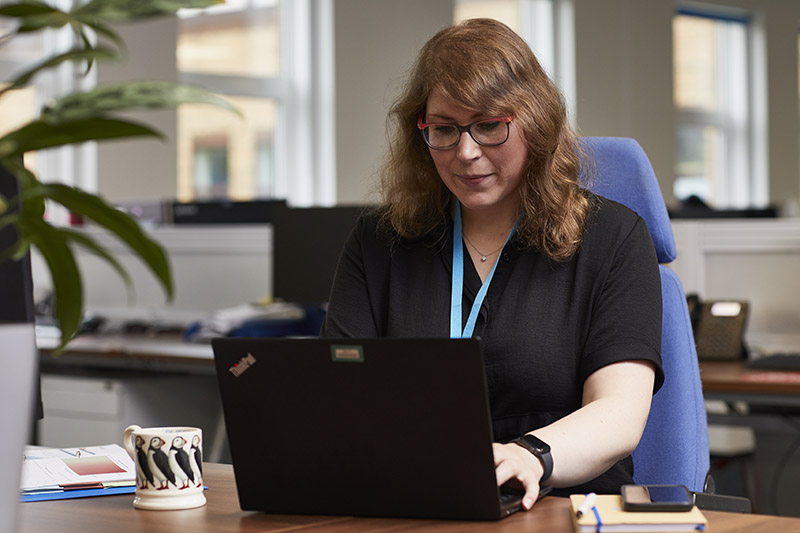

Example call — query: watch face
[520,434,550,453]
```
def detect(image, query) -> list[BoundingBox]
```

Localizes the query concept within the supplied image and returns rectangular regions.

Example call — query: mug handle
[123,424,142,459]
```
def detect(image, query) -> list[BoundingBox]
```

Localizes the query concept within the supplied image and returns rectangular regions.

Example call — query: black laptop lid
[212,337,508,520]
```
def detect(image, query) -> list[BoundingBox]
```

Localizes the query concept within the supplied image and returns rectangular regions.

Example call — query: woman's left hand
[493,441,545,510]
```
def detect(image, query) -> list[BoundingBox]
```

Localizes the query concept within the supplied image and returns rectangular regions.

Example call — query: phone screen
[621,484,693,511]
[646,485,692,504]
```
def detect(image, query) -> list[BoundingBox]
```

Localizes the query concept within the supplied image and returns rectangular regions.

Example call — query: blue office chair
[581,137,710,492]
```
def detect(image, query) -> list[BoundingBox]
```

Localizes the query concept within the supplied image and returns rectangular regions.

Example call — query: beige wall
[96,18,179,203]
[333,0,453,204]
[756,0,800,206]
[573,0,676,204]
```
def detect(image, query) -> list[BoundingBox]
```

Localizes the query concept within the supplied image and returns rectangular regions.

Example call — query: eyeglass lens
[423,119,509,149]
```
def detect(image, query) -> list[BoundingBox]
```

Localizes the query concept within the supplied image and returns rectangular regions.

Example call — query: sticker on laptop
[331,345,364,363]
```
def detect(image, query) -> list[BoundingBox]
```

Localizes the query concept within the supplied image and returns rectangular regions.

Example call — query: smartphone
[621,484,694,512]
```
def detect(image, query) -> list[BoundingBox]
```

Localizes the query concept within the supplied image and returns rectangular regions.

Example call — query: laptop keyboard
[499,492,519,504]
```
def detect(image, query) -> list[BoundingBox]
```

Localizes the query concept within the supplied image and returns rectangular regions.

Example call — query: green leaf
[0,47,118,98]
[41,81,241,123]
[27,184,173,302]
[0,212,22,249]
[0,117,163,160]
[0,212,29,264]
[20,216,83,350]
[0,212,21,233]
[0,243,33,273]
[72,0,223,22]
[61,227,135,303]
[0,1,60,18]
[1,159,45,219]
[0,243,20,264]
[77,19,124,51]
[15,11,77,34]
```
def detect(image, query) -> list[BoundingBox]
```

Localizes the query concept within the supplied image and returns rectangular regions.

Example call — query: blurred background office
[2,0,800,517]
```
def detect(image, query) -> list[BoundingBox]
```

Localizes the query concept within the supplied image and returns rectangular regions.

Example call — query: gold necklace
[462,232,506,262]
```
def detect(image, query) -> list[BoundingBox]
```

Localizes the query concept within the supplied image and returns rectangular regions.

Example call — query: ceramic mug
[123,425,206,510]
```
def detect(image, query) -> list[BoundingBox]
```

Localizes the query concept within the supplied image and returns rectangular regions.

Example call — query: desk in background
[37,331,214,373]
[700,360,800,408]
[18,463,800,533]
[700,360,800,517]
[36,333,225,460]
[700,360,800,430]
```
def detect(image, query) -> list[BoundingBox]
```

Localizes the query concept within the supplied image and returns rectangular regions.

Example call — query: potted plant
[0,0,238,351]
[0,3,236,528]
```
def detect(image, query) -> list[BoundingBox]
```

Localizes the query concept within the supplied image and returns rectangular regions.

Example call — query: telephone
[686,294,749,360]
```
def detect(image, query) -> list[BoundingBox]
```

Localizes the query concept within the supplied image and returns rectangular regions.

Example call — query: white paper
[20,444,135,492]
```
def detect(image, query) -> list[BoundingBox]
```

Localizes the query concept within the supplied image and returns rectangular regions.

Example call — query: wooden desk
[700,360,800,408]
[17,463,800,533]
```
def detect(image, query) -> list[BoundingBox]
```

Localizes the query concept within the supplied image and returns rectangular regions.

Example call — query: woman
[322,18,663,510]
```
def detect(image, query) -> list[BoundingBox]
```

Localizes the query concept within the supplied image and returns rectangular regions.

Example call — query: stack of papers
[21,444,136,502]
[569,494,708,532]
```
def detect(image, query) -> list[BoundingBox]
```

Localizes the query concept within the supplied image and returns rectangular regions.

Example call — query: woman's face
[424,88,528,220]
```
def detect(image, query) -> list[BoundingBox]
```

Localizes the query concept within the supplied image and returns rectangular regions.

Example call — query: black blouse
[321,193,664,495]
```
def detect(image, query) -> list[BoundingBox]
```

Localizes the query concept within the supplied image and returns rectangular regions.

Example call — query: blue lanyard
[450,201,517,339]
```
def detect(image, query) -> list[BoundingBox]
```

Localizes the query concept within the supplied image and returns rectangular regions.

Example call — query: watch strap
[512,435,553,483]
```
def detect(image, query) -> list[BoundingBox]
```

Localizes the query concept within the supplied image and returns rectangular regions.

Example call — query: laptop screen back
[213,337,509,520]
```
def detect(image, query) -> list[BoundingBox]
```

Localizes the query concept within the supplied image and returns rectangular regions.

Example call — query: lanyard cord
[450,200,517,339]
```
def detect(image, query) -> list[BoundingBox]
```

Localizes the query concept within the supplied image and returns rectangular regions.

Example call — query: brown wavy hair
[380,18,589,261]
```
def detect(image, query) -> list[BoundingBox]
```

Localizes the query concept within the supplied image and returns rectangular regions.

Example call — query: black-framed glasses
[417,113,513,150]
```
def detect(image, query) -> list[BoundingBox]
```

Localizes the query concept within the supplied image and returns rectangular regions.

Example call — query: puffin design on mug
[134,436,155,489]
[190,434,203,487]
[169,436,194,489]
[148,436,175,489]
[124,425,206,510]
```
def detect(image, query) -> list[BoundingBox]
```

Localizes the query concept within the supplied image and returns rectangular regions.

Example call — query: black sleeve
[581,214,664,392]
[321,214,385,338]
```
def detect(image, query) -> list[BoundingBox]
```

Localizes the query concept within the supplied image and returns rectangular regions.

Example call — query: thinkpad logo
[229,353,257,377]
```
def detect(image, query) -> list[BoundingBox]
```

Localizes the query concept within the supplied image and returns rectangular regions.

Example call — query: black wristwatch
[512,434,553,483]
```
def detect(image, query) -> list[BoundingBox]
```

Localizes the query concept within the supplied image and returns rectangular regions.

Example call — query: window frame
[177,0,335,207]
[673,5,767,208]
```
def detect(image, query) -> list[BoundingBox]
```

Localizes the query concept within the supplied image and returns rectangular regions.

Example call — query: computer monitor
[0,172,34,325]
[172,199,287,224]
[270,205,370,304]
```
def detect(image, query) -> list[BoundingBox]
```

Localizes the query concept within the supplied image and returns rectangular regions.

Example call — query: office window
[673,9,753,208]
[177,95,277,200]
[454,0,555,75]
[177,0,334,205]
[453,0,575,122]
[191,138,229,198]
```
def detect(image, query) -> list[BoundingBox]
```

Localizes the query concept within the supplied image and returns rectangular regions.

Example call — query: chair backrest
[582,137,710,492]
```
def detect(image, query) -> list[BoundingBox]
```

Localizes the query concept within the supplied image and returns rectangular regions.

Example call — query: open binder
[20,444,135,503]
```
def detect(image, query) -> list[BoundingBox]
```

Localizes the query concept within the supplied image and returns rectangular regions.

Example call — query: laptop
[212,337,539,521]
